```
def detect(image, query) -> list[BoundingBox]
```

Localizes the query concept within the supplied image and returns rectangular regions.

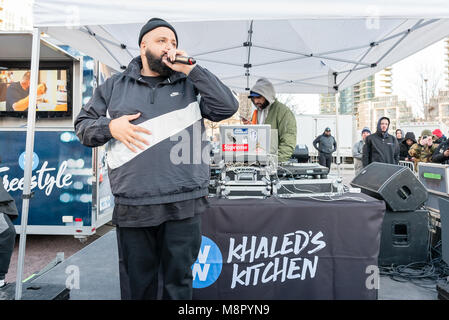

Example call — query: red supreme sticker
[222,144,249,152]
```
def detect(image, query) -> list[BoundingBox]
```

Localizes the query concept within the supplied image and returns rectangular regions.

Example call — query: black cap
[325,127,331,132]
[138,18,178,47]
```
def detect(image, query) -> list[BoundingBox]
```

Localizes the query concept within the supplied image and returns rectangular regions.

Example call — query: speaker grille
[352,162,404,192]
[351,162,428,211]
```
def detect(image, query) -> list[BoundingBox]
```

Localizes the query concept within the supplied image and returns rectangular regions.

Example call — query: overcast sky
[393,38,446,117]
[291,38,448,116]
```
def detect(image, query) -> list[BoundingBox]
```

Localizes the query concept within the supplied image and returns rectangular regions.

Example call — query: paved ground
[5,224,115,284]
[325,166,356,189]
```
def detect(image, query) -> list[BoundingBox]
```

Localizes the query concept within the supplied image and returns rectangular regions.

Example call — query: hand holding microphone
[163,48,196,75]
[172,56,196,65]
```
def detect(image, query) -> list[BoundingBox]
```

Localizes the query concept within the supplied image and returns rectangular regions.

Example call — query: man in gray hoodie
[245,78,297,162]
[75,18,238,300]
[313,127,337,170]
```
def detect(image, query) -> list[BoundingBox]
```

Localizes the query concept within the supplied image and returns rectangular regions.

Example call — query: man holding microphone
[75,18,238,300]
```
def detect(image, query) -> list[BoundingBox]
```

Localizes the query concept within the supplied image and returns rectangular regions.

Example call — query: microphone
[173,56,196,65]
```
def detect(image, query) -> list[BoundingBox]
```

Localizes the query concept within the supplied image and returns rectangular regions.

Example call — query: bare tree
[416,64,442,120]
[276,93,319,115]
[276,94,298,113]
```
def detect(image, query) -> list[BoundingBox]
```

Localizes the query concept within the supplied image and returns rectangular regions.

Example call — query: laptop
[219,124,272,165]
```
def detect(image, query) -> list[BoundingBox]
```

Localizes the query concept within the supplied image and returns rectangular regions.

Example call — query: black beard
[145,49,174,78]
[257,100,270,110]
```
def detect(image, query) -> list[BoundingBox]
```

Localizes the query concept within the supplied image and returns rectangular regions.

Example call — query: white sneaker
[0,279,5,288]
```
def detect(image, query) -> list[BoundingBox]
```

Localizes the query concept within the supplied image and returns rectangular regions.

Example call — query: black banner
[192,194,385,300]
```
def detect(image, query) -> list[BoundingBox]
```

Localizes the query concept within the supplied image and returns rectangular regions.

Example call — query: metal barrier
[399,160,415,172]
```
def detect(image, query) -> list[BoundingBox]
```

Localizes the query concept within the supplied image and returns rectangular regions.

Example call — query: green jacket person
[246,78,297,162]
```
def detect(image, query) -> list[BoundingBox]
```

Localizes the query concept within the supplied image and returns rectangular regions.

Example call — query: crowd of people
[352,116,449,174]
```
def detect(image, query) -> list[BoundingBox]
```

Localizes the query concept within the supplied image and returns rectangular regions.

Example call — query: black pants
[116,215,202,300]
[0,213,16,280]
[318,153,332,170]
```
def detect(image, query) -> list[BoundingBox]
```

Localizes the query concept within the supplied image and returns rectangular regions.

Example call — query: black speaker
[292,144,309,163]
[378,209,429,266]
[350,162,428,212]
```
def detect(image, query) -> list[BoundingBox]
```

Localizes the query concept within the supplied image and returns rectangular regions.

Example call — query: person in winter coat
[362,116,399,167]
[399,132,417,162]
[313,127,337,170]
[75,18,238,300]
[409,129,438,171]
[432,137,449,165]
[353,127,371,174]
[395,128,405,144]
[432,129,447,144]
[245,78,297,162]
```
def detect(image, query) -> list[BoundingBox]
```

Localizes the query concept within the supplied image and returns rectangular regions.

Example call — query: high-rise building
[338,87,354,114]
[375,67,393,96]
[357,95,413,131]
[319,92,337,114]
[428,89,449,123]
[445,37,449,89]
[319,86,354,115]
[319,68,393,115]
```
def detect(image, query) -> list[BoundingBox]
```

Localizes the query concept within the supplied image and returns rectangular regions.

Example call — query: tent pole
[335,91,341,179]
[253,45,372,66]
[375,19,424,66]
[332,72,341,179]
[337,45,375,87]
[15,27,41,300]
[376,19,438,45]
[97,25,134,59]
[84,26,126,70]
[244,20,254,91]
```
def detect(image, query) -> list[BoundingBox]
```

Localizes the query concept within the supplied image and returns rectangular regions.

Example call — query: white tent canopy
[11,0,449,300]
[33,0,449,93]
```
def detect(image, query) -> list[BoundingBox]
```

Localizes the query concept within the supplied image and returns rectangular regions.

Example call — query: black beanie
[138,18,178,47]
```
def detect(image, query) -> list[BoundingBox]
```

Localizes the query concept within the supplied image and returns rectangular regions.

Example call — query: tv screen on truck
[0,61,72,119]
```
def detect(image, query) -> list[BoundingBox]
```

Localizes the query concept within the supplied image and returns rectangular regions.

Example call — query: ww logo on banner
[191,236,223,288]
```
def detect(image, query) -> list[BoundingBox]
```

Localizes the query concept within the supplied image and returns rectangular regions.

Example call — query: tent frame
[15,27,41,300]
[42,18,440,92]
[13,16,445,299]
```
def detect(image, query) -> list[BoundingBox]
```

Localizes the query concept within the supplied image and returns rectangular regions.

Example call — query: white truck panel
[296,114,357,158]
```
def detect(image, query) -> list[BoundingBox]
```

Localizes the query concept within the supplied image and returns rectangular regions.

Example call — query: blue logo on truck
[18,151,39,171]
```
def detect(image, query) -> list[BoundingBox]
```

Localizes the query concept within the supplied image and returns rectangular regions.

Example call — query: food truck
[0,32,113,240]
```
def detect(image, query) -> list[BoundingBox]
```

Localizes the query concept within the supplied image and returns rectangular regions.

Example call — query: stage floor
[26,229,438,300]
